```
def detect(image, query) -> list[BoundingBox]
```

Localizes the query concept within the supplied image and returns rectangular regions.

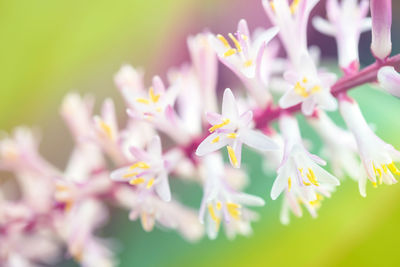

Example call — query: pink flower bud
[371,0,392,60]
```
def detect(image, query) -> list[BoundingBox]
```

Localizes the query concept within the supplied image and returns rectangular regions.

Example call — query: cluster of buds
[1,0,400,266]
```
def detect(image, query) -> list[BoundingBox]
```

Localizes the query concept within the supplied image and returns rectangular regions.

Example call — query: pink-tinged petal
[378,66,400,98]
[301,97,316,116]
[238,19,250,39]
[279,90,303,109]
[240,129,278,152]
[370,0,392,60]
[312,17,335,36]
[129,146,148,160]
[319,72,337,87]
[165,105,179,125]
[221,88,239,120]
[283,71,301,84]
[253,26,280,53]
[206,112,223,125]
[148,135,162,157]
[155,172,171,202]
[326,0,340,22]
[239,110,253,126]
[152,75,165,94]
[196,133,229,156]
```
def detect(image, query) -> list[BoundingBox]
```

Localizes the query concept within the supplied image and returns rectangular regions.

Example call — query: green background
[1,0,400,266]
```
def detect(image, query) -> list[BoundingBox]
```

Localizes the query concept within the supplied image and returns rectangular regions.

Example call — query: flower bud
[370,0,392,60]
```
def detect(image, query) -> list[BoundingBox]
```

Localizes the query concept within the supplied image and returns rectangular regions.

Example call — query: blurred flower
[377,66,400,98]
[196,88,278,168]
[313,0,371,73]
[199,153,264,239]
[370,0,392,60]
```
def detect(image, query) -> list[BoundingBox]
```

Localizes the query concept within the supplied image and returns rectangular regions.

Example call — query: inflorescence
[1,0,400,266]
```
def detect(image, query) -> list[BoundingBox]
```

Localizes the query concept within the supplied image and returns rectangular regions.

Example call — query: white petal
[301,97,316,116]
[232,192,265,206]
[311,163,340,186]
[271,167,290,200]
[359,170,367,197]
[155,172,171,202]
[196,133,229,156]
[110,166,132,181]
[316,92,337,111]
[222,88,239,120]
[279,90,303,109]
[378,66,400,98]
[312,17,336,36]
[240,129,278,151]
[148,135,162,157]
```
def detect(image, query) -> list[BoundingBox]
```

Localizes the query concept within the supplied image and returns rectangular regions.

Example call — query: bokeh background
[1,0,400,266]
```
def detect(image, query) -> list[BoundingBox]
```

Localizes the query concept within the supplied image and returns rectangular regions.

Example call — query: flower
[209,19,279,106]
[271,115,340,200]
[263,0,319,65]
[196,88,278,168]
[114,64,145,107]
[110,135,179,202]
[339,98,400,196]
[308,111,360,180]
[115,186,204,242]
[312,0,371,73]
[377,66,400,98]
[279,53,338,115]
[370,0,392,60]
[199,153,265,239]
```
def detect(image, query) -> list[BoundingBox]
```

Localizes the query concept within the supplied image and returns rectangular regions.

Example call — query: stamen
[227,133,237,139]
[241,34,248,41]
[306,168,319,186]
[224,48,237,57]
[217,34,230,48]
[146,178,155,189]
[290,0,300,14]
[211,136,220,143]
[149,87,160,103]
[136,98,150,105]
[123,172,138,179]
[388,162,400,175]
[98,120,113,140]
[228,33,242,52]
[294,82,309,97]
[244,59,253,67]
[299,168,311,186]
[130,178,145,185]
[208,204,220,223]
[227,145,238,167]
[130,161,150,170]
[302,77,308,83]
[288,177,292,191]
[208,119,230,133]
[270,1,276,12]
[310,85,321,93]
[216,201,222,210]
[226,202,240,220]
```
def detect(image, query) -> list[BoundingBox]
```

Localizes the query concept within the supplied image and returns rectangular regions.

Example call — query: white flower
[377,66,400,98]
[339,99,400,196]
[279,53,338,115]
[110,135,179,202]
[313,0,371,72]
[199,153,265,239]
[196,88,278,168]
[271,115,340,200]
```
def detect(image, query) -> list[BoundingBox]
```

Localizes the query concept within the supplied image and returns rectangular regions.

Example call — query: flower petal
[240,129,278,152]
[196,133,229,156]
[222,88,239,121]
[155,172,171,202]
[377,66,400,98]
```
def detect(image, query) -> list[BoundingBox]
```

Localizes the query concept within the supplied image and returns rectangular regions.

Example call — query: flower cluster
[1,0,400,266]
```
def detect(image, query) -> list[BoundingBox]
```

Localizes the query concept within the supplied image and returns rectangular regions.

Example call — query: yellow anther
[302,77,308,83]
[244,59,253,67]
[388,162,400,176]
[294,82,309,97]
[226,202,241,220]
[99,120,113,140]
[130,178,145,185]
[56,184,70,192]
[270,1,276,12]
[149,87,160,103]
[372,181,378,188]
[136,98,150,105]
[228,33,242,52]
[146,178,155,189]
[217,34,230,48]
[306,168,319,186]
[227,133,237,139]
[310,85,321,93]
[227,145,238,167]
[212,136,220,143]
[208,204,220,223]
[216,201,222,210]
[224,48,237,57]
[123,172,138,179]
[290,0,300,14]
[241,34,248,41]
[130,161,150,170]
[208,119,230,133]
[382,164,389,174]
[288,177,292,191]
[156,107,162,113]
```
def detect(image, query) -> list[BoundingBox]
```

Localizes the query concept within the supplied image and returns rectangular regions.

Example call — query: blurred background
[1,0,400,266]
